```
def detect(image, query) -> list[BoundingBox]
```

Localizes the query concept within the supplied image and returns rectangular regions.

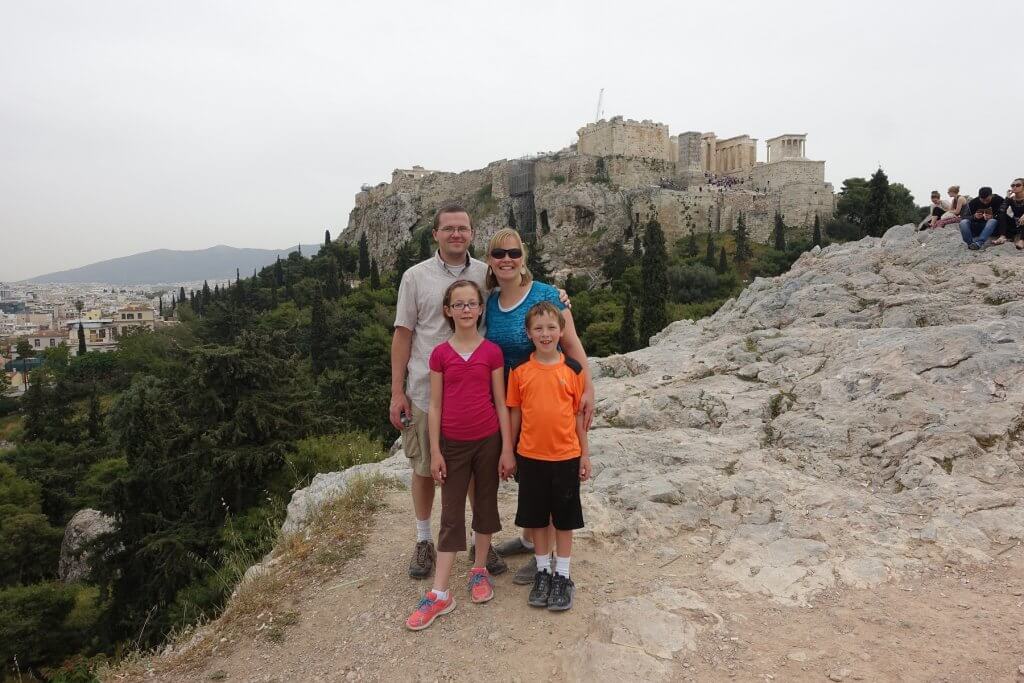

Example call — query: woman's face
[488,236,524,283]
[931,194,941,204]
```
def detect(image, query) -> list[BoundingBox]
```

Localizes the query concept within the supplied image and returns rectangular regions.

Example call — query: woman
[483,228,595,584]
[919,190,949,230]
[931,185,968,230]
[1004,178,1024,250]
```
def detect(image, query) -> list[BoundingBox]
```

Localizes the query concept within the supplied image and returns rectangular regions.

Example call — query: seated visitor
[919,190,950,230]
[959,187,1003,250]
[930,185,967,229]
[1001,178,1024,250]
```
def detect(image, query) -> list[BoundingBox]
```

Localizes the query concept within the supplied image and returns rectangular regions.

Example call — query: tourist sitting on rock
[1001,178,1024,250]
[919,190,950,230]
[929,185,968,230]
[959,187,1004,250]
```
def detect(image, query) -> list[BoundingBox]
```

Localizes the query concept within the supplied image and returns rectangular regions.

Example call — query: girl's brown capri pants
[438,430,502,552]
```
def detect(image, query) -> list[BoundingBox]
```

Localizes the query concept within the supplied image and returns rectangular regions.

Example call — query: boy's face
[526,312,563,352]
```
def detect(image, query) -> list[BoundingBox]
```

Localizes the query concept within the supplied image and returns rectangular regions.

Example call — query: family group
[921,180,1024,250]
[389,203,596,631]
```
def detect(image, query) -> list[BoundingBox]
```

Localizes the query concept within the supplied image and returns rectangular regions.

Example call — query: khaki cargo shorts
[401,404,432,479]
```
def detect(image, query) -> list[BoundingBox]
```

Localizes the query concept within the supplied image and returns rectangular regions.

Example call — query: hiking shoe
[468,544,507,576]
[513,556,538,585]
[527,570,552,607]
[405,591,455,631]
[494,536,534,556]
[408,540,436,579]
[968,242,981,250]
[468,568,494,603]
[547,573,575,612]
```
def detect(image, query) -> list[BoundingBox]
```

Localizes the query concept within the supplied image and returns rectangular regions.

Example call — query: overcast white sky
[2,0,1020,281]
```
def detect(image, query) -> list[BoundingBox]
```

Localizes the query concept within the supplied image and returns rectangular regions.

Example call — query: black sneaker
[408,540,436,579]
[547,573,575,611]
[968,242,981,250]
[527,570,552,607]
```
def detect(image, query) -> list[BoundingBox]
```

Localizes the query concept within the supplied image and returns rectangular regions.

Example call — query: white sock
[416,518,431,543]
[554,555,571,578]
[431,588,449,601]
[471,531,476,546]
[535,553,552,573]
[520,535,535,550]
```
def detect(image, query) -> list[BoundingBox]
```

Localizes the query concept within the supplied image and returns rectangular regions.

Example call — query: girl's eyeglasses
[490,248,523,259]
[448,302,480,311]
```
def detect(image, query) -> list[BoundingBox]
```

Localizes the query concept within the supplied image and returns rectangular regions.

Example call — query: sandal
[992,236,1007,245]
[1016,240,1024,250]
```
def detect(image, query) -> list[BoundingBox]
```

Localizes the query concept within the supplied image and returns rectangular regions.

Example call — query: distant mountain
[26,244,320,285]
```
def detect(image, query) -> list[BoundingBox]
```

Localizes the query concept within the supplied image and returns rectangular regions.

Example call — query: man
[959,186,1004,250]
[390,202,507,579]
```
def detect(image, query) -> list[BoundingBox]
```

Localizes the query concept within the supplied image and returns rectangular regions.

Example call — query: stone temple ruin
[345,116,835,276]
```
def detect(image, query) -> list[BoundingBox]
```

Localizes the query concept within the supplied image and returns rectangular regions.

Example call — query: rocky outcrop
[59,508,115,583]
[584,224,1024,608]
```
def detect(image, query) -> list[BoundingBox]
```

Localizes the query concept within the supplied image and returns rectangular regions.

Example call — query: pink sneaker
[468,568,494,603]
[405,591,455,631]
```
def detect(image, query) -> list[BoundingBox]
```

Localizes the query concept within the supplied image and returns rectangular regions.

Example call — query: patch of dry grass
[100,473,400,681]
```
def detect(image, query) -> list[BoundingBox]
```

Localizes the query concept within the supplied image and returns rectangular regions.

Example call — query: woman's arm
[428,371,446,483]
[559,308,595,430]
[491,368,516,480]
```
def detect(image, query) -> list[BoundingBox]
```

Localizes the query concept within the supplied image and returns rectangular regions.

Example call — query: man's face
[980,195,992,206]
[432,211,473,260]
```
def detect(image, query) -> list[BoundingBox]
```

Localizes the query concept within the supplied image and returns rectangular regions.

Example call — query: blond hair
[948,185,960,194]
[485,228,533,289]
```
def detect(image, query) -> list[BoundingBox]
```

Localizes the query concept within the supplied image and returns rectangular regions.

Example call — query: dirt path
[130,487,1024,683]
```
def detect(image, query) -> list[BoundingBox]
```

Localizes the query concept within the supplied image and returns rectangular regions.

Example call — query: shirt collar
[435,250,470,276]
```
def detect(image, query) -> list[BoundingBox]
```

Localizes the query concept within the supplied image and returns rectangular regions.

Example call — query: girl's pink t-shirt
[428,338,504,441]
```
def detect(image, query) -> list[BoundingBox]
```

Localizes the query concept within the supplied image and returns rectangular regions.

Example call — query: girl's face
[445,284,482,330]
[526,311,563,353]
[488,236,524,283]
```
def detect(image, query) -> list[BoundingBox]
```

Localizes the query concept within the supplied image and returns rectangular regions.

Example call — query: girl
[405,280,515,631]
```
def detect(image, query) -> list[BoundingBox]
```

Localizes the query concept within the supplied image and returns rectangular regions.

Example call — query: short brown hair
[441,279,484,331]
[524,301,564,330]
[432,202,473,231]
[485,228,533,289]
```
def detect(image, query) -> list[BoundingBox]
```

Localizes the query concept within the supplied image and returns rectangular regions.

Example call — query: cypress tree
[158,296,163,318]
[865,167,893,237]
[178,286,186,305]
[418,229,432,261]
[508,204,517,230]
[171,294,176,311]
[393,242,414,288]
[270,284,279,308]
[526,234,549,281]
[369,259,381,289]
[639,218,669,342]
[601,242,629,281]
[704,232,716,268]
[632,234,643,264]
[324,228,332,247]
[358,233,371,278]
[717,245,728,274]
[87,384,103,441]
[274,256,284,286]
[325,257,341,299]
[78,323,86,355]
[201,280,212,314]
[813,214,823,247]
[685,226,699,257]
[619,291,637,353]
[773,212,787,251]
[310,286,327,376]
[734,212,752,264]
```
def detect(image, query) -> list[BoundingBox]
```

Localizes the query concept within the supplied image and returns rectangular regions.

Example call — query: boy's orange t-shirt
[506,353,584,461]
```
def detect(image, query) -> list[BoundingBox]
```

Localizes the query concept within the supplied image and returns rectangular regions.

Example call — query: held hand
[579,456,592,482]
[974,211,984,220]
[389,392,412,431]
[431,453,447,484]
[557,287,572,309]
[498,449,516,481]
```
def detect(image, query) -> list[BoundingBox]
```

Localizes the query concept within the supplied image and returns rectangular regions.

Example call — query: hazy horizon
[3,0,1020,281]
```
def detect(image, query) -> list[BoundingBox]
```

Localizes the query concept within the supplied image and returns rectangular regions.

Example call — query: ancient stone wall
[577,117,672,161]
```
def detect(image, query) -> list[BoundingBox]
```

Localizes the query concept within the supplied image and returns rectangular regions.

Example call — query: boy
[505,301,590,611]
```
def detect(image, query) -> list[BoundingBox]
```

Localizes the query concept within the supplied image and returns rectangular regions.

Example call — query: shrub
[284,432,387,490]
[666,263,719,304]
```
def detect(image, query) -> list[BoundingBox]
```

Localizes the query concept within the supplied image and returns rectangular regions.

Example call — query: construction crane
[594,88,604,122]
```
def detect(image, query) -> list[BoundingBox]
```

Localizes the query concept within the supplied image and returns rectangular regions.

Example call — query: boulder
[59,508,115,583]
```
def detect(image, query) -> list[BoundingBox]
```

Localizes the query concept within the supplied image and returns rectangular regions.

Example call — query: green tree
[418,228,433,261]
[639,218,668,342]
[86,384,103,442]
[685,226,699,258]
[813,214,823,247]
[77,322,86,355]
[358,233,371,278]
[619,291,637,353]
[526,234,549,281]
[888,183,920,226]
[324,256,341,300]
[836,177,870,227]
[16,339,34,360]
[369,259,381,289]
[324,228,332,247]
[601,242,630,281]
[632,234,643,264]
[733,212,752,264]
[392,241,415,288]
[310,286,328,376]
[717,245,728,274]
[865,168,894,237]
[703,232,716,268]
[0,582,78,671]
[773,212,787,251]
[274,256,285,286]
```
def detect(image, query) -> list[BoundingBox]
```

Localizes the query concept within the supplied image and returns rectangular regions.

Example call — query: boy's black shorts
[514,454,584,531]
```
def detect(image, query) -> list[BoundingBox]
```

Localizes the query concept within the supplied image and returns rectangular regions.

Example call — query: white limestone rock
[59,509,115,583]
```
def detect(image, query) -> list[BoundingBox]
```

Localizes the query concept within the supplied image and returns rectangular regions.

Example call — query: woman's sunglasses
[490,248,523,259]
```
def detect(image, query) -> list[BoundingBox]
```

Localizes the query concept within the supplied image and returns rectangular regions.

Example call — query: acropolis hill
[343,116,835,276]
